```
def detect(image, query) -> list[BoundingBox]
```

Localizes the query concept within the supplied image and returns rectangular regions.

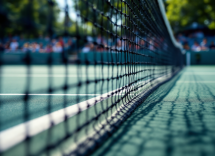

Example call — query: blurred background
[0,0,215,63]
[165,0,215,51]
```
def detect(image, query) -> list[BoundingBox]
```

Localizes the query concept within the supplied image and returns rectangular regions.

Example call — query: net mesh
[0,0,183,155]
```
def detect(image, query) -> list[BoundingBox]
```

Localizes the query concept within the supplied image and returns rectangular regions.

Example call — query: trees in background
[165,0,215,32]
[74,0,124,36]
[1,0,214,37]
[0,0,60,38]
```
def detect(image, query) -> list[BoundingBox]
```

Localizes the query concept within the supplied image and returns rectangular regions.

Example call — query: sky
[56,0,76,21]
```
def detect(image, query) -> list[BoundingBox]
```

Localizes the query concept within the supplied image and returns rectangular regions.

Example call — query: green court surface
[0,65,169,155]
[1,66,215,156]
[92,66,215,156]
[0,65,165,131]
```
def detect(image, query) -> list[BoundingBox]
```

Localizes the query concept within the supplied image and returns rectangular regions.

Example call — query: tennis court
[1,66,215,156]
[0,64,178,156]
[1,0,215,155]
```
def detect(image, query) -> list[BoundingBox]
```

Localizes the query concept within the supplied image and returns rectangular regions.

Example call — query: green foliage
[73,0,127,35]
[0,0,60,38]
[72,0,155,36]
[165,0,215,32]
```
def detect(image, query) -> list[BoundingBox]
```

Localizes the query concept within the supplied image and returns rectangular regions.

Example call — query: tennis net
[0,0,184,155]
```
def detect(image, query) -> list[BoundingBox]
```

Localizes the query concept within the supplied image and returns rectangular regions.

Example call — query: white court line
[0,74,100,77]
[0,93,135,96]
[0,76,162,152]
[0,94,101,96]
[184,72,215,74]
[0,74,132,77]
[183,73,215,75]
[0,85,132,151]
[177,81,215,83]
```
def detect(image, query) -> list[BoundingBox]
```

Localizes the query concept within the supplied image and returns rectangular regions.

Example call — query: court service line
[177,81,215,83]
[183,72,215,75]
[0,74,135,77]
[183,74,215,75]
[0,94,101,96]
[0,93,135,96]
[1,74,101,77]
[1,74,154,78]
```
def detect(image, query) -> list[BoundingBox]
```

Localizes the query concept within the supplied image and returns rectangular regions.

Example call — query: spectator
[53,42,63,53]
[200,38,208,50]
[116,39,126,51]
[59,37,64,47]
[9,39,19,51]
[116,39,123,50]
[32,42,40,52]
[87,36,93,42]
[39,43,45,53]
[82,43,94,53]
[139,40,146,50]
[22,43,30,52]
[65,39,73,51]
[96,34,107,51]
[149,39,155,51]
[177,33,187,44]
[51,39,57,46]
[4,42,10,50]
[209,41,215,50]
[96,34,103,44]
[192,42,201,51]
[45,44,53,53]
[183,42,190,50]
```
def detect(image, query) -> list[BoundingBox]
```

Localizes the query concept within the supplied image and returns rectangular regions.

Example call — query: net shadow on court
[92,68,215,156]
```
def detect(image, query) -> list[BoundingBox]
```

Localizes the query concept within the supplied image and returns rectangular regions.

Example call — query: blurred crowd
[176,31,215,52]
[0,34,163,53]
[1,31,215,54]
[0,36,73,53]
[82,35,165,53]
